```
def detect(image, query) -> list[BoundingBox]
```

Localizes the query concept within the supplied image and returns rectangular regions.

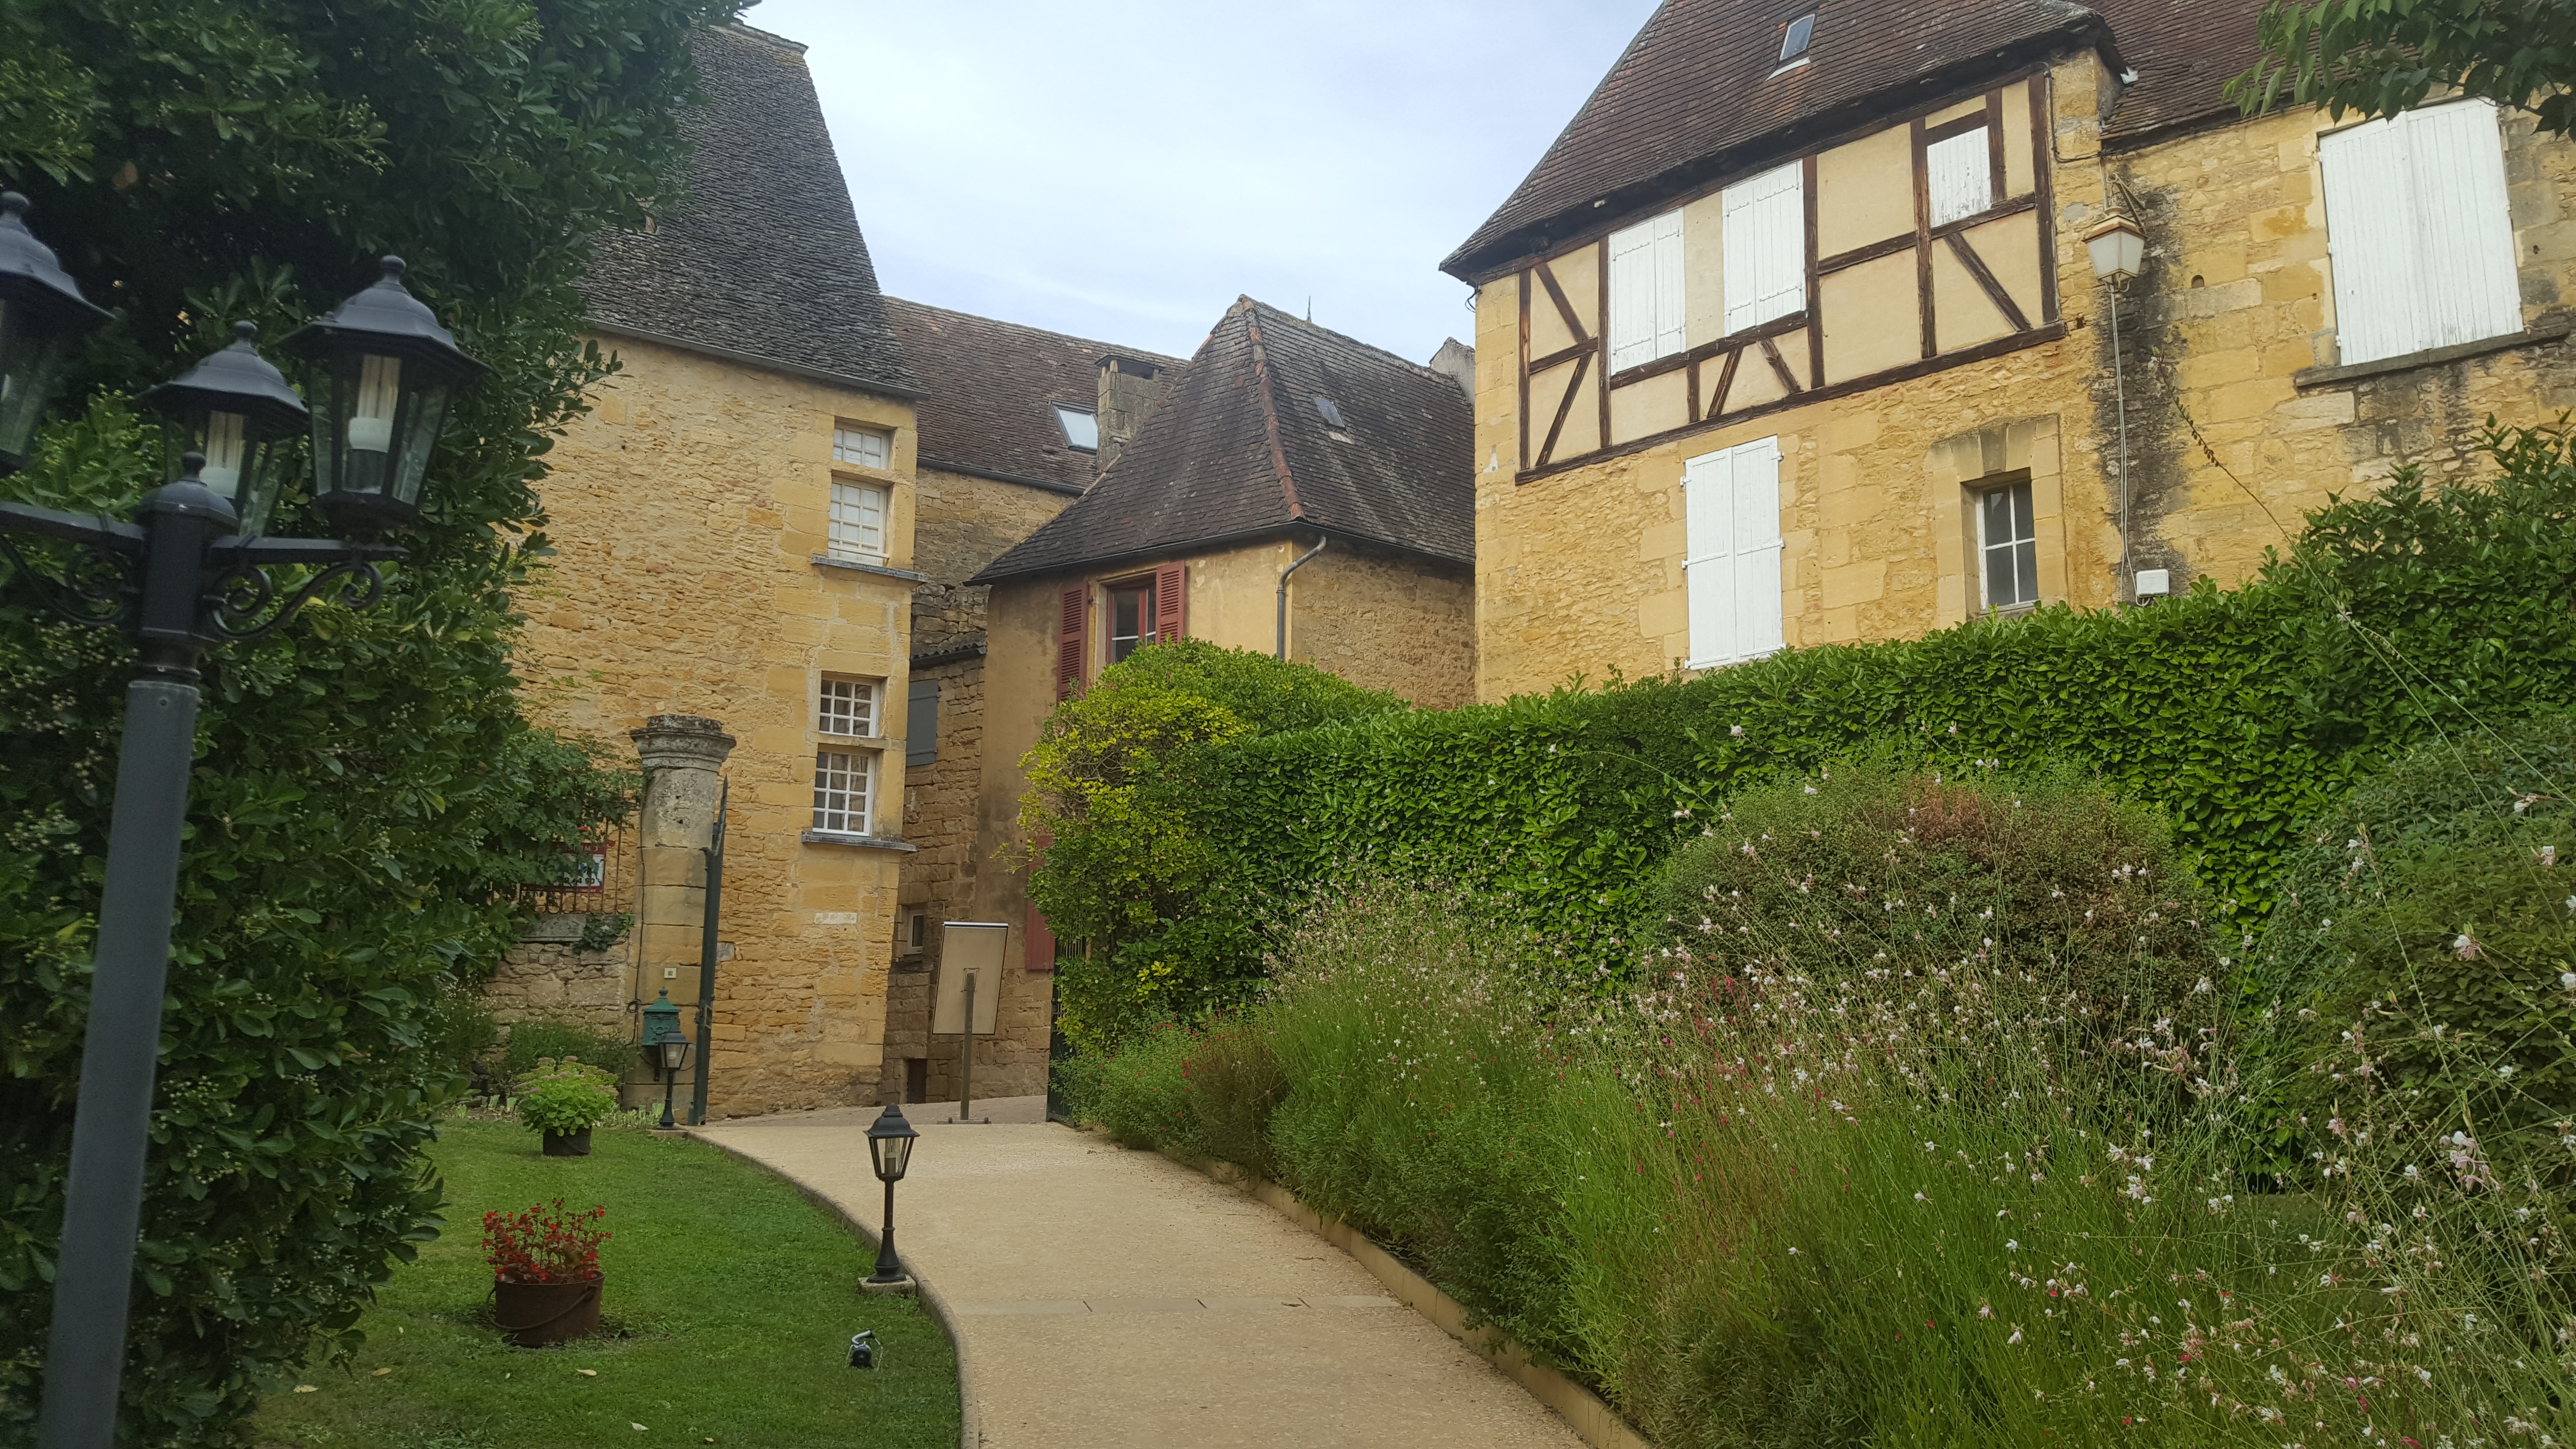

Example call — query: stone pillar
[1096,354,1167,471]
[628,714,735,1105]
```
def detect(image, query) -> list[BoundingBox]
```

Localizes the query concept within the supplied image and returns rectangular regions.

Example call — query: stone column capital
[631,714,737,773]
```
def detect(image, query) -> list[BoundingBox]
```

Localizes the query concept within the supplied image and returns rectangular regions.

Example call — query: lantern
[2083,214,2147,287]
[137,323,309,537]
[0,193,114,475]
[867,1102,918,1184]
[280,257,487,536]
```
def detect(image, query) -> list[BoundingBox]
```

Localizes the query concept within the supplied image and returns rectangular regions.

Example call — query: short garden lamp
[137,322,310,538]
[0,193,115,476]
[280,256,490,538]
[863,1103,918,1286]
[639,989,692,1129]
[2083,213,2146,289]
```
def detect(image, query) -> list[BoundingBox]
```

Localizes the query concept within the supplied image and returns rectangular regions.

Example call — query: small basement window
[1313,396,1345,428]
[1054,405,1098,452]
[1779,12,1815,62]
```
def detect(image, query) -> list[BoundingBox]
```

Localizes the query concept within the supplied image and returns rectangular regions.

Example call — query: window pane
[1980,485,2014,548]
[1110,587,1149,663]
[2012,539,2040,607]
[1054,406,1098,451]
[820,676,874,736]
[812,748,873,834]
[833,426,888,468]
[828,481,887,561]
[1780,12,1814,59]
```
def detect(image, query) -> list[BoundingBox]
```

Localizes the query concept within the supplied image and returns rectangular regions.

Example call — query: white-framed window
[2319,99,2522,367]
[1778,11,1815,62]
[828,479,888,563]
[819,675,878,737]
[1607,209,1687,371]
[832,424,891,469]
[812,747,874,835]
[1722,163,1805,335]
[1682,436,1785,668]
[1927,128,1992,226]
[1053,405,1099,452]
[1978,477,2039,611]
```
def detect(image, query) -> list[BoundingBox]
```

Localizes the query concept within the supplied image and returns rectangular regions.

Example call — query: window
[819,676,877,737]
[1053,405,1099,452]
[1313,395,1345,427]
[1608,209,1687,371]
[905,910,928,953]
[2319,99,2521,366]
[1108,580,1156,664]
[1682,437,1785,668]
[828,480,888,563]
[1722,163,1805,334]
[1778,11,1814,62]
[1978,477,2039,611]
[906,678,939,767]
[832,425,890,469]
[812,747,874,834]
[1927,128,1992,226]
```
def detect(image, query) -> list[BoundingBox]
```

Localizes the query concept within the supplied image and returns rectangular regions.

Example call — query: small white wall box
[2134,568,2172,600]
[930,921,1007,1035]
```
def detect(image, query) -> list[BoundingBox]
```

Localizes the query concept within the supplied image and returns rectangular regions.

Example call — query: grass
[251,1116,957,1449]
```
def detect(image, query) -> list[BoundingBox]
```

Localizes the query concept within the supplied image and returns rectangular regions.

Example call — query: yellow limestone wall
[1470,52,2576,701]
[511,333,919,1117]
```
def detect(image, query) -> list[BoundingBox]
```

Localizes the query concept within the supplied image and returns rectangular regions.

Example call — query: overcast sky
[740,0,1658,368]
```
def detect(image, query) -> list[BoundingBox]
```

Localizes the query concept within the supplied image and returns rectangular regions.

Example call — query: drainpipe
[1274,536,1328,660]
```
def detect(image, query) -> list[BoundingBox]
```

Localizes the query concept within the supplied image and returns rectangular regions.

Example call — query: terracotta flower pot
[541,1127,593,1157]
[493,1275,603,1347]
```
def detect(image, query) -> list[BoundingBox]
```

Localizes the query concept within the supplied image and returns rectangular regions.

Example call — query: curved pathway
[697,1099,1583,1449]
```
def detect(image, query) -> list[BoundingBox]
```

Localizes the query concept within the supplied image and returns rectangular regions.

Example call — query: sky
[739,0,1660,368]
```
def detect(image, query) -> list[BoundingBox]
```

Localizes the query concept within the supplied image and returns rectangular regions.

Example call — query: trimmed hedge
[1043,428,2576,1020]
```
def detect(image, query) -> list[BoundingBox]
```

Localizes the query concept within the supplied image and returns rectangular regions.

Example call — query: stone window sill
[801,829,918,853]
[811,554,926,582]
[2294,319,2573,389]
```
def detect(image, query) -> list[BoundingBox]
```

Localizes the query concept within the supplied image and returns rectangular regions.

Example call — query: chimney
[1426,338,1475,399]
[1095,354,1165,472]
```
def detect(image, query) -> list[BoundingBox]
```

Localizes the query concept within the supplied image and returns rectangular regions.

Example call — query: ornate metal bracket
[0,526,135,629]
[206,553,386,641]
[0,498,402,645]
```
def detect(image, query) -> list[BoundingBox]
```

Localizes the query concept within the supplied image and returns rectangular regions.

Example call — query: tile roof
[1442,0,2264,282]
[886,298,1182,492]
[582,24,918,398]
[970,299,1473,583]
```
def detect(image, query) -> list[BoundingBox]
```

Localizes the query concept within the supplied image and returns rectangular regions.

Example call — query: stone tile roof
[583,24,918,398]
[886,298,1182,492]
[1442,0,2263,281]
[970,298,1473,583]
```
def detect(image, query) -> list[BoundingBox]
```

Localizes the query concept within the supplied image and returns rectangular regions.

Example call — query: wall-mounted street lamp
[863,1103,919,1288]
[640,989,694,1130]
[2082,210,2148,602]
[0,193,485,1449]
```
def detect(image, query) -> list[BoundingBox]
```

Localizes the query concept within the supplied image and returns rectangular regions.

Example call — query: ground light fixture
[864,1103,920,1287]
[639,989,693,1130]
[0,194,485,1449]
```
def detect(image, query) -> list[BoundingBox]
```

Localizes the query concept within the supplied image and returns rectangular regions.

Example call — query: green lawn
[253,1116,957,1449]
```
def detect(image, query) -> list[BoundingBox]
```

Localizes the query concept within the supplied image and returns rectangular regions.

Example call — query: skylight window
[1313,396,1345,428]
[1779,11,1815,62]
[1054,404,1098,452]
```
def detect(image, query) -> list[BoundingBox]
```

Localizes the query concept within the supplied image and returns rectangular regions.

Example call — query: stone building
[1447,0,2576,700]
[875,299,1180,1105]
[953,296,1479,1002]
[501,22,925,1116]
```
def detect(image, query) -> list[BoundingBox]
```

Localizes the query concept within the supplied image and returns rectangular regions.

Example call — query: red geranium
[483,1198,609,1284]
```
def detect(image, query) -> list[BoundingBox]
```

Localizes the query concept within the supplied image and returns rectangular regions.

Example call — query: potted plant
[515,1056,619,1156]
[484,1198,609,1347]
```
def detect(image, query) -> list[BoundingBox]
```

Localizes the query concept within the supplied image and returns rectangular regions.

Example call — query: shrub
[514,1061,620,1138]
[496,1019,635,1087]
[482,1200,609,1285]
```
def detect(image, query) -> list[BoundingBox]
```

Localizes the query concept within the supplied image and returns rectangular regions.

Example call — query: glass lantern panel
[198,412,248,499]
[0,297,79,470]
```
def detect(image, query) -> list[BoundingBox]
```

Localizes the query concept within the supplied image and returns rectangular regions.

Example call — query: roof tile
[886,298,1181,491]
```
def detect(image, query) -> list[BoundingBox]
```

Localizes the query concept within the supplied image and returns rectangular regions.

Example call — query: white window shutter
[2322,100,2519,365]
[1607,218,1659,371]
[1653,209,1687,359]
[2402,101,2521,353]
[1730,439,1784,660]
[1723,163,1805,334]
[1926,128,1992,226]
[1684,451,1733,667]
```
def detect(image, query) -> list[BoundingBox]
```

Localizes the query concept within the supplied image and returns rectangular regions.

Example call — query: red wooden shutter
[1025,901,1057,971]
[1153,563,1186,643]
[1055,585,1085,700]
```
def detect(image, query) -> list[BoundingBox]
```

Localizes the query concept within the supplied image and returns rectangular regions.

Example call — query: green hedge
[1045,428,2576,1021]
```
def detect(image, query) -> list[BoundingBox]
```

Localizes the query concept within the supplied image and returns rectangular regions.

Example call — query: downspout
[1274,536,1328,660]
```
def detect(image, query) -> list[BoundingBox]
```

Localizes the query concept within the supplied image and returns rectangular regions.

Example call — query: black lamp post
[639,989,692,1130]
[0,194,483,1449]
[863,1104,919,1286]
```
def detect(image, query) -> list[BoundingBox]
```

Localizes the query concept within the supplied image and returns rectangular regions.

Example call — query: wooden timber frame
[1507,65,2067,483]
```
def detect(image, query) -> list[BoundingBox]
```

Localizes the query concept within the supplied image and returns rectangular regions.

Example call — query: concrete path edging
[685,1129,981,1449]
[1171,1152,1655,1449]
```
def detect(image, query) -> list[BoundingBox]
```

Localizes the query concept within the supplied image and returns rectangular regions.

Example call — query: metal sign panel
[931,921,1008,1035]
